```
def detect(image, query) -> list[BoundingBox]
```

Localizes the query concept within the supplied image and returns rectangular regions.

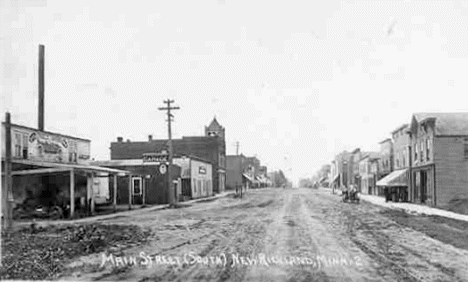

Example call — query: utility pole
[235,141,240,156]
[158,99,179,206]
[4,112,13,230]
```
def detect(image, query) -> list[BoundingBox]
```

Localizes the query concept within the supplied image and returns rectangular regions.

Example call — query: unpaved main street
[60,188,468,282]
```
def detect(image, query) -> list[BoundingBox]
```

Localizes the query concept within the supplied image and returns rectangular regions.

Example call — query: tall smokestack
[38,44,45,131]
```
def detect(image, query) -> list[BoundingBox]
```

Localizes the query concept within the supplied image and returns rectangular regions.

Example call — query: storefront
[92,157,182,206]
[410,165,435,206]
[173,155,213,200]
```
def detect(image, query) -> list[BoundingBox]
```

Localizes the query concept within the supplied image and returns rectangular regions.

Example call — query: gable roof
[412,112,468,136]
[391,123,409,134]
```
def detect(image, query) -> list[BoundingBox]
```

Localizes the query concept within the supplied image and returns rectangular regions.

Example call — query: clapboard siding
[434,136,468,208]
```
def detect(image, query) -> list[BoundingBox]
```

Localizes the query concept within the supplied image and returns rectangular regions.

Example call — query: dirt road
[59,188,468,282]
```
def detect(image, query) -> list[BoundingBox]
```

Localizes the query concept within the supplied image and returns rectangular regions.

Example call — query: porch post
[70,169,75,218]
[90,173,95,215]
[86,173,91,215]
[128,175,132,210]
[142,177,146,206]
[113,174,117,212]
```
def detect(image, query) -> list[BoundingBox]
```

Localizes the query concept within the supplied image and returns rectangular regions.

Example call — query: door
[420,171,427,203]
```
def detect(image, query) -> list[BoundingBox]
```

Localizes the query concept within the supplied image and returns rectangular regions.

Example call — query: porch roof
[7,159,130,175]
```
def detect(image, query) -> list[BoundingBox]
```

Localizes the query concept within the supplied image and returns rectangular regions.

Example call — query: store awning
[376,169,408,187]
[332,174,340,183]
[243,173,253,182]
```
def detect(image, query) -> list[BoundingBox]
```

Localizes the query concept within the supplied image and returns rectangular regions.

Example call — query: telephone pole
[235,141,240,155]
[4,112,13,230]
[158,99,179,206]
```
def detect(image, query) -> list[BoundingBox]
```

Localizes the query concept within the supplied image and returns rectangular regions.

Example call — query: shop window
[132,177,142,195]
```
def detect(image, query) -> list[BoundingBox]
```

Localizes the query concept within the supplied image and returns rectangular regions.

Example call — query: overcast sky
[2,0,468,184]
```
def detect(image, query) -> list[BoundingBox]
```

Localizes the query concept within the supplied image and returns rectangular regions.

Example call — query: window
[22,133,28,158]
[14,133,22,157]
[420,141,424,162]
[132,177,142,195]
[68,140,77,163]
[14,132,28,159]
[426,139,431,161]
[415,143,418,162]
[464,143,468,159]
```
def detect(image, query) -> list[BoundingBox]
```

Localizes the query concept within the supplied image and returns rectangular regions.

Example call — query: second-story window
[14,132,29,159]
[415,143,418,162]
[420,141,424,162]
[426,139,431,161]
[403,150,406,167]
[464,142,468,159]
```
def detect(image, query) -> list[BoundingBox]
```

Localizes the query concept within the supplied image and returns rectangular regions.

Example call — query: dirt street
[59,188,468,282]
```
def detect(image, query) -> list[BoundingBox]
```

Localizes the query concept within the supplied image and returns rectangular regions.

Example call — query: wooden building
[173,155,213,200]
[375,124,410,201]
[359,152,381,195]
[408,113,468,208]
[1,123,130,219]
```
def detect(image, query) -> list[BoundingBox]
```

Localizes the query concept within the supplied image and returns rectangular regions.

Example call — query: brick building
[110,118,226,194]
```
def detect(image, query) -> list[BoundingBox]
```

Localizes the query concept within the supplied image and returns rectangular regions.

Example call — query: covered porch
[2,159,132,219]
[376,168,409,202]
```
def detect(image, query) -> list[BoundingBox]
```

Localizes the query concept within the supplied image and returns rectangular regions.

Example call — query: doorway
[420,170,427,203]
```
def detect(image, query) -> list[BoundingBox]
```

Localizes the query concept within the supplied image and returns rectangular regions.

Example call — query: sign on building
[143,150,169,163]
[199,166,206,175]
[2,124,91,164]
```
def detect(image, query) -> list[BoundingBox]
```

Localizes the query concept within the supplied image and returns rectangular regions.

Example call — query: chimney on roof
[38,44,45,131]
[148,135,153,141]
[117,137,123,142]
[126,139,131,143]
